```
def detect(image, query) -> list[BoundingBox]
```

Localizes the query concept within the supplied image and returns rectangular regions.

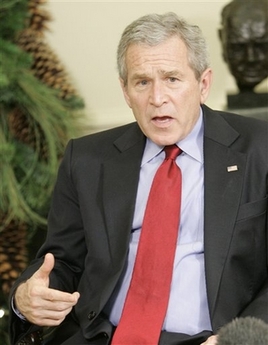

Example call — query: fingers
[15,284,80,326]
[26,291,80,326]
[25,300,73,326]
[14,253,80,327]
[41,288,80,304]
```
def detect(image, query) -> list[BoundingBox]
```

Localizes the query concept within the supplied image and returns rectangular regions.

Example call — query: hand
[200,335,218,345]
[14,253,80,327]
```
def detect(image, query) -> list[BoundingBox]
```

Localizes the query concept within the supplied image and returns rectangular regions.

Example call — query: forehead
[125,36,188,70]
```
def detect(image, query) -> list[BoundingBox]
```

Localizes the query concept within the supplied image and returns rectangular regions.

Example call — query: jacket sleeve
[9,139,87,344]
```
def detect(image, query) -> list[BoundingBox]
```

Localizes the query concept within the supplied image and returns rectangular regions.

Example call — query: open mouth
[152,116,173,125]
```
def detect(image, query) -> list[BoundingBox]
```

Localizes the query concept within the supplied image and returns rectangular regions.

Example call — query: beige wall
[47,0,268,132]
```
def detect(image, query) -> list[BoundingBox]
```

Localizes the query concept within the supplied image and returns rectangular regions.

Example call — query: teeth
[155,117,170,123]
[158,118,169,122]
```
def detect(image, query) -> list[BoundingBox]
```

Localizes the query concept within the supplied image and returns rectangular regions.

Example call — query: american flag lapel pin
[227,165,238,172]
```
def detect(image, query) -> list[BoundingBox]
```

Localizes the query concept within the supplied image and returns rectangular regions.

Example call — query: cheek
[128,94,148,115]
[176,89,200,110]
[123,91,132,108]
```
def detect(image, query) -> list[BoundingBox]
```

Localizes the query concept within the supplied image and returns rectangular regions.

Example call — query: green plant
[0,1,85,342]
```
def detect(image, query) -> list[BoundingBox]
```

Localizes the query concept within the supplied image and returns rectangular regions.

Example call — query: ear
[199,68,213,104]
[120,78,132,108]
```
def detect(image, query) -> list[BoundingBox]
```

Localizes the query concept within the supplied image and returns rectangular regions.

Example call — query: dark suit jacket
[9,105,268,344]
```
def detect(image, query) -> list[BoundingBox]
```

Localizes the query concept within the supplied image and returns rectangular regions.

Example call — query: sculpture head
[219,0,268,92]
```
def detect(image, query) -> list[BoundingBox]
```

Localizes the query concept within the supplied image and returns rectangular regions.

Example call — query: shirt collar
[141,108,204,166]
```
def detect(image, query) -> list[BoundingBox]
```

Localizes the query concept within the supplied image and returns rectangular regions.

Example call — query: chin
[145,127,182,146]
[151,136,179,147]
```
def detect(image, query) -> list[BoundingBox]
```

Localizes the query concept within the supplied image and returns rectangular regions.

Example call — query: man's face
[120,36,212,146]
[220,10,268,90]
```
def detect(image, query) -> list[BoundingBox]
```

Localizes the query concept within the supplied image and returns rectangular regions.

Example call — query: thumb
[34,253,55,282]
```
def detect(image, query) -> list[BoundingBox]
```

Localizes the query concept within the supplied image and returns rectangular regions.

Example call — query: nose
[246,43,257,62]
[149,80,168,107]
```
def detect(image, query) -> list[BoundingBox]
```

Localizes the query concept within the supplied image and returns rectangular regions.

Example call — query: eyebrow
[160,69,184,78]
[130,69,184,81]
[130,73,148,81]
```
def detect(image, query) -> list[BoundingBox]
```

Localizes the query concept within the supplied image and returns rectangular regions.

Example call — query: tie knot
[164,145,181,160]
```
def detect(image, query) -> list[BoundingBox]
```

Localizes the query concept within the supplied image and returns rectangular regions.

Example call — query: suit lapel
[202,106,247,324]
[102,124,145,266]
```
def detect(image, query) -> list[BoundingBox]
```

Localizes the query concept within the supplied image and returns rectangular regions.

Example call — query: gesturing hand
[14,253,80,327]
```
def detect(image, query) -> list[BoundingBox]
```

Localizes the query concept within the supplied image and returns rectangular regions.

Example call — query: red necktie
[112,145,182,344]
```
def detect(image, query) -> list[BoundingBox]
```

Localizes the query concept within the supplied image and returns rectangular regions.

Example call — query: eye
[168,77,178,83]
[254,42,268,52]
[139,80,148,86]
[227,43,246,55]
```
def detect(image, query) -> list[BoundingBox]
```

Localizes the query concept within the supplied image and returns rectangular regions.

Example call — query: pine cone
[17,29,77,99]
[7,107,49,160]
[28,0,48,8]
[15,0,80,99]
[0,218,29,297]
[28,0,51,34]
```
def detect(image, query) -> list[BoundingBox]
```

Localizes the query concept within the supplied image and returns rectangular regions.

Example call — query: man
[9,12,268,345]
[218,0,268,93]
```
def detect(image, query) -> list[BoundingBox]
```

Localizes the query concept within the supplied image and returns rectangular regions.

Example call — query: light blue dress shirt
[105,109,212,335]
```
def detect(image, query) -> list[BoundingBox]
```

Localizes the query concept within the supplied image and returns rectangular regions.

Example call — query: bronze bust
[219,0,268,93]
[218,0,268,110]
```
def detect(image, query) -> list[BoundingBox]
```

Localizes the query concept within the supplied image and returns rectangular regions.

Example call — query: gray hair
[117,12,210,85]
